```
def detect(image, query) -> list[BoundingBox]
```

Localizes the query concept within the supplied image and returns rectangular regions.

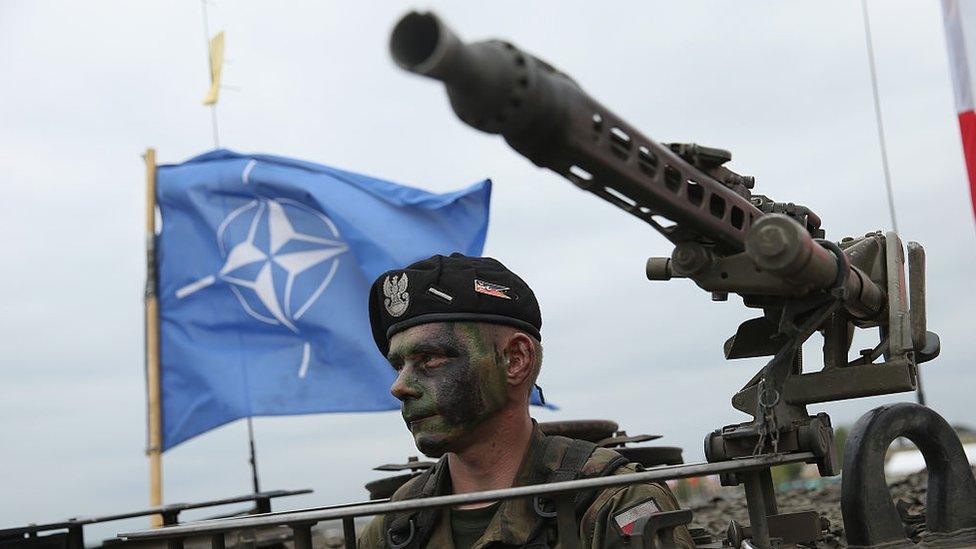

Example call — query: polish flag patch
[474,279,512,299]
[614,498,660,536]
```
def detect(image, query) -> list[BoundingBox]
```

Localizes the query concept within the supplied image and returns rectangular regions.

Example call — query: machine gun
[389,11,940,471]
[388,12,966,546]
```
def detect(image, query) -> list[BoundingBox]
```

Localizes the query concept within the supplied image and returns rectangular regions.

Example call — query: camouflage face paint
[387,322,508,457]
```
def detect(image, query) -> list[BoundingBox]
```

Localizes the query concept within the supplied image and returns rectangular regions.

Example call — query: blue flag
[155,150,493,450]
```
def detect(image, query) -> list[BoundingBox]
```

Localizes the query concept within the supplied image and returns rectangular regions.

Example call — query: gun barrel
[390,11,762,253]
[391,12,534,139]
[392,12,884,318]
[391,13,477,84]
[745,215,885,319]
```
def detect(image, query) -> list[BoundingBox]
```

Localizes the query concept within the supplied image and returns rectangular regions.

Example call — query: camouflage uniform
[357,423,695,548]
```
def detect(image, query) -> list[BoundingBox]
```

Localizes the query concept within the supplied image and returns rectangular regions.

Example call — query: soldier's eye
[418,353,447,369]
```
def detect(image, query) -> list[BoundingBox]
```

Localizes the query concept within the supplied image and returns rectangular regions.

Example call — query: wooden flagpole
[143,148,164,527]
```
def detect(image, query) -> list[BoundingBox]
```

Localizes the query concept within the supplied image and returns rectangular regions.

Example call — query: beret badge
[383,273,410,317]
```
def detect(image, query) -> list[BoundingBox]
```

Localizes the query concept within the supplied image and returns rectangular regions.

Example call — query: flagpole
[197,1,260,493]
[247,417,261,494]
[143,148,164,527]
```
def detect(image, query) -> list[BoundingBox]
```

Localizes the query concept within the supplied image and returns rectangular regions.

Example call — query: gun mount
[389,11,960,546]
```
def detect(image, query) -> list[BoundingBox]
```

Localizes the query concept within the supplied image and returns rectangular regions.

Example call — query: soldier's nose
[391,371,420,401]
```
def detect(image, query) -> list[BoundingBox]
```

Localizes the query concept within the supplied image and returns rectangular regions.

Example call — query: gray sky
[1,0,974,542]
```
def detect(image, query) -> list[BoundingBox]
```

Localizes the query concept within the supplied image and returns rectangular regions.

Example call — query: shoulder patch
[613,497,660,535]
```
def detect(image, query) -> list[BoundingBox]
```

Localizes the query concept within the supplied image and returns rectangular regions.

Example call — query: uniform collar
[467,420,555,548]
[421,422,559,548]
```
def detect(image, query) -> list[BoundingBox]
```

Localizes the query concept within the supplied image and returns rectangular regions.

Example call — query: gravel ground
[685,468,957,547]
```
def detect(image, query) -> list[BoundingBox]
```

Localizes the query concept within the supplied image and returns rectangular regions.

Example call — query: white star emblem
[173,162,350,380]
[218,199,348,332]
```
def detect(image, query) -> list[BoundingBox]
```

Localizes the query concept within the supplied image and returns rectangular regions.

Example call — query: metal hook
[385,518,416,549]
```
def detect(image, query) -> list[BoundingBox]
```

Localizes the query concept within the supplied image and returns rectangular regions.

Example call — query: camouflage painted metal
[366,457,435,500]
[539,420,619,443]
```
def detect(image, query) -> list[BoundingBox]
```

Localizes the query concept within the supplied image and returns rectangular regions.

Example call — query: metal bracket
[628,509,693,549]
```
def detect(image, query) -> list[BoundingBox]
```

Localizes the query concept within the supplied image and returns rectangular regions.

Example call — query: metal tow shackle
[841,402,976,547]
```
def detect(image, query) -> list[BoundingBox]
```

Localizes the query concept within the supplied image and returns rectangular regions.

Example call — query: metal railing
[0,489,311,549]
[117,452,816,549]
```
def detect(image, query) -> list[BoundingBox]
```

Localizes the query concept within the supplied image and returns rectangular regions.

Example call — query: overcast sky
[1,0,974,542]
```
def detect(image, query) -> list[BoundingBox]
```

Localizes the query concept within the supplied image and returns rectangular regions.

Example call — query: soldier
[358,253,695,548]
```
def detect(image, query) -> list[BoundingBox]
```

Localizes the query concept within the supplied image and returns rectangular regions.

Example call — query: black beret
[368,253,542,355]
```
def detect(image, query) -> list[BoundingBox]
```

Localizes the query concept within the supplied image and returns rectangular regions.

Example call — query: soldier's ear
[502,332,535,388]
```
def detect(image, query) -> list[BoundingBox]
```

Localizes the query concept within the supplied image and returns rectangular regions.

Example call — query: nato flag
[155,150,491,450]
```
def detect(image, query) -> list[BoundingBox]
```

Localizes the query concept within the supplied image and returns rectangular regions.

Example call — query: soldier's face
[387,322,509,457]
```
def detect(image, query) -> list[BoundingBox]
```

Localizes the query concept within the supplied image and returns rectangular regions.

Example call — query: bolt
[671,242,712,276]
[754,225,789,257]
[671,243,711,275]
[674,248,693,264]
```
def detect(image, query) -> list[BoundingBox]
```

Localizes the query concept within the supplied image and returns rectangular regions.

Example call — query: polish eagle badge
[383,273,410,317]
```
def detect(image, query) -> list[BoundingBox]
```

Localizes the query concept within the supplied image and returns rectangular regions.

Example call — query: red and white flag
[943,0,976,218]
[613,498,661,536]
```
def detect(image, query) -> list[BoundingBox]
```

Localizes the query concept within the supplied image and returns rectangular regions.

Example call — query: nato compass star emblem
[175,162,349,378]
